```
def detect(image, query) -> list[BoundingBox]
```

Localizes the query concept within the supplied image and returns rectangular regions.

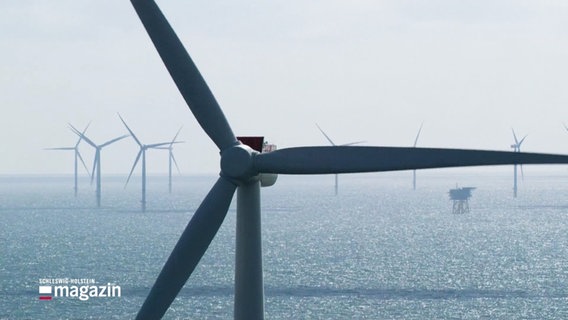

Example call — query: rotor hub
[220,144,258,182]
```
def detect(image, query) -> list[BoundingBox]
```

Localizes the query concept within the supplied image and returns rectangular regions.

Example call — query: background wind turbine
[128,1,568,319]
[45,123,91,196]
[155,127,184,194]
[510,129,528,198]
[412,122,423,190]
[70,124,128,207]
[119,114,177,211]
[316,123,365,195]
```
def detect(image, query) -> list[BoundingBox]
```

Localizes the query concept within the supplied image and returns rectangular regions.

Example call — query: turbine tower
[316,123,364,195]
[510,129,527,198]
[155,127,184,194]
[127,1,568,318]
[412,122,423,190]
[70,124,128,207]
[45,123,91,196]
[119,114,176,211]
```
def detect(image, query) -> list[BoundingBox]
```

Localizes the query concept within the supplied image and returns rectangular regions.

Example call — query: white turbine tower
[45,123,91,196]
[412,122,423,190]
[316,123,364,195]
[155,127,184,194]
[119,114,177,211]
[510,129,527,198]
[70,124,128,207]
[126,1,568,318]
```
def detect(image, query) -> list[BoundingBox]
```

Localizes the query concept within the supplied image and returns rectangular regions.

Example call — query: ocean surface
[1,170,567,319]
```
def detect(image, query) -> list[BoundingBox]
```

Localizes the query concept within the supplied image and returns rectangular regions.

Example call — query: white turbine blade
[100,135,129,148]
[45,147,74,150]
[90,154,98,185]
[146,141,175,148]
[339,141,366,146]
[518,135,528,147]
[315,123,336,146]
[125,150,143,188]
[136,177,237,320]
[254,146,568,174]
[69,124,97,148]
[171,126,183,144]
[171,152,181,174]
[413,122,424,147]
[564,123,568,132]
[118,113,142,146]
[74,122,92,147]
[130,0,237,152]
[76,151,91,178]
[511,128,519,145]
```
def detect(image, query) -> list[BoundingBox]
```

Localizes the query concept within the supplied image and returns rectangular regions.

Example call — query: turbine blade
[520,164,525,181]
[518,135,528,147]
[254,146,568,174]
[511,128,519,145]
[146,141,175,148]
[315,123,336,146]
[75,122,91,147]
[130,0,237,151]
[171,153,181,174]
[76,151,91,178]
[118,113,142,146]
[413,122,424,147]
[136,177,237,320]
[339,141,366,146]
[90,154,98,185]
[100,135,129,148]
[171,126,183,144]
[69,124,97,148]
[45,147,75,150]
[125,150,143,188]
[564,123,568,132]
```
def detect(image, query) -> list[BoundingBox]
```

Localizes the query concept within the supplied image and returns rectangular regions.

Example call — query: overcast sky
[2,0,568,176]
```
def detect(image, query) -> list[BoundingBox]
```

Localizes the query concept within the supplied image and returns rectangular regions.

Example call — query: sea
[1,170,567,319]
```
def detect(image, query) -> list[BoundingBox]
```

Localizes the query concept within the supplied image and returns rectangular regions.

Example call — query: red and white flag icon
[39,286,52,300]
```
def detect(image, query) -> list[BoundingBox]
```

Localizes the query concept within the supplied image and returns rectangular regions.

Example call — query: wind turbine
[155,127,184,194]
[118,114,178,211]
[45,123,91,196]
[510,129,527,198]
[128,1,568,318]
[70,124,128,207]
[316,123,364,195]
[412,122,423,190]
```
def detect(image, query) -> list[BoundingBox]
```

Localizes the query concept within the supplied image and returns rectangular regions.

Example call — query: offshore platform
[449,186,476,214]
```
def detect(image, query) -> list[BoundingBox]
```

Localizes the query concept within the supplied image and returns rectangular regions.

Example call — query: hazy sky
[2,0,568,175]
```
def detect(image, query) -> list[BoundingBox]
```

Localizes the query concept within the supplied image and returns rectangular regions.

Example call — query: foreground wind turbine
[155,127,184,194]
[70,125,128,207]
[45,123,91,196]
[316,123,364,195]
[128,1,568,318]
[510,129,528,198]
[412,122,423,190]
[119,114,177,211]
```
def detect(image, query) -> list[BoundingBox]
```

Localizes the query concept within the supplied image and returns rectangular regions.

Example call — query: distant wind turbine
[412,122,423,190]
[316,123,365,195]
[155,127,184,194]
[119,114,177,211]
[45,123,91,196]
[510,129,527,198]
[70,124,128,207]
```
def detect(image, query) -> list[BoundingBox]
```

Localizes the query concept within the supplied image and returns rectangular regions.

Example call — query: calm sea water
[1,170,567,319]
